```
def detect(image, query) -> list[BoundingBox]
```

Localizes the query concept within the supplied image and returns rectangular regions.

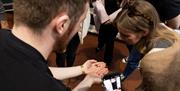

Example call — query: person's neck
[12,25,54,60]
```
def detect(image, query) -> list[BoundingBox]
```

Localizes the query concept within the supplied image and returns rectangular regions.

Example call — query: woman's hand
[84,75,102,84]
[82,59,109,77]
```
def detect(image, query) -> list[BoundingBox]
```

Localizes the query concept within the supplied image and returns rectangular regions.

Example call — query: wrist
[73,76,93,91]
[80,65,86,74]
[83,75,94,86]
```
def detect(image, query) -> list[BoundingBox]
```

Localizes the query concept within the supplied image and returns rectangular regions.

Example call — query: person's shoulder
[0,29,11,35]
[0,29,14,63]
[0,29,11,42]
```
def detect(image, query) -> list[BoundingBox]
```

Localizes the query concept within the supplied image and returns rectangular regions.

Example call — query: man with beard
[0,0,108,91]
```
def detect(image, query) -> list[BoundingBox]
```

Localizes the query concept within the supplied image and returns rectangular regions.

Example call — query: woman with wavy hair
[114,0,180,91]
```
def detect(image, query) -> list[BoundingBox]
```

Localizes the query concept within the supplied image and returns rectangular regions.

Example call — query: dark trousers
[98,24,118,65]
[56,33,80,67]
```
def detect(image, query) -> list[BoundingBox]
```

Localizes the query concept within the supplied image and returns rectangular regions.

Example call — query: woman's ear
[55,14,70,36]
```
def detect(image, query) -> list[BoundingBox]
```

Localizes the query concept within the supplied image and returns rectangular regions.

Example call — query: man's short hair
[14,0,88,33]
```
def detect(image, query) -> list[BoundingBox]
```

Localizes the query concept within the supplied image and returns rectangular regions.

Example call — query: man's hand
[82,59,109,77]
[84,75,102,84]
[73,75,104,91]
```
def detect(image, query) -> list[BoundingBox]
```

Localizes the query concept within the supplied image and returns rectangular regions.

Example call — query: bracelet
[81,65,86,74]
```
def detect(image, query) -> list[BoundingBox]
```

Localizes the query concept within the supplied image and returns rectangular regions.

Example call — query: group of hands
[81,59,109,84]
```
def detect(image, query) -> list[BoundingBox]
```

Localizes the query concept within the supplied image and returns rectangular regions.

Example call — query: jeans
[123,45,143,79]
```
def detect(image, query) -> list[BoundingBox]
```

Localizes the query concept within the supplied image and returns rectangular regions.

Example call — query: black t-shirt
[0,29,70,91]
[146,0,180,22]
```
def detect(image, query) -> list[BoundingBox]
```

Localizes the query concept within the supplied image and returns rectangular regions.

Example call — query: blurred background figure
[119,0,180,81]
[56,33,80,67]
[114,0,180,90]
[146,0,180,29]
[0,0,9,29]
[92,0,122,66]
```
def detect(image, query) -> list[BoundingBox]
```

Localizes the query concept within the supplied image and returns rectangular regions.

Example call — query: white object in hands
[103,73,122,91]
[103,79,114,91]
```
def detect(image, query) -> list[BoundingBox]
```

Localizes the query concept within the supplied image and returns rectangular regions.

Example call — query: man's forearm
[72,76,93,91]
[49,66,83,80]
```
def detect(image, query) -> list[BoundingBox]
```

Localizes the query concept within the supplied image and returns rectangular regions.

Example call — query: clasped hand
[82,59,109,78]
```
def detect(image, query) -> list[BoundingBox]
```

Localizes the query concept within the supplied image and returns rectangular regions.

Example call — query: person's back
[137,34,180,91]
[0,29,70,91]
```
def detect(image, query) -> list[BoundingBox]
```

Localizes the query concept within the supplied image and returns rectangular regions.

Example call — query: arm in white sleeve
[93,0,110,24]
[109,8,122,22]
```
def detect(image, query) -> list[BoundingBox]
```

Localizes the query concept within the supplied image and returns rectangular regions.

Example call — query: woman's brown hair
[114,0,178,54]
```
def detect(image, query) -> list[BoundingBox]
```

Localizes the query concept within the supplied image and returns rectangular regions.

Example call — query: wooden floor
[48,33,142,91]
